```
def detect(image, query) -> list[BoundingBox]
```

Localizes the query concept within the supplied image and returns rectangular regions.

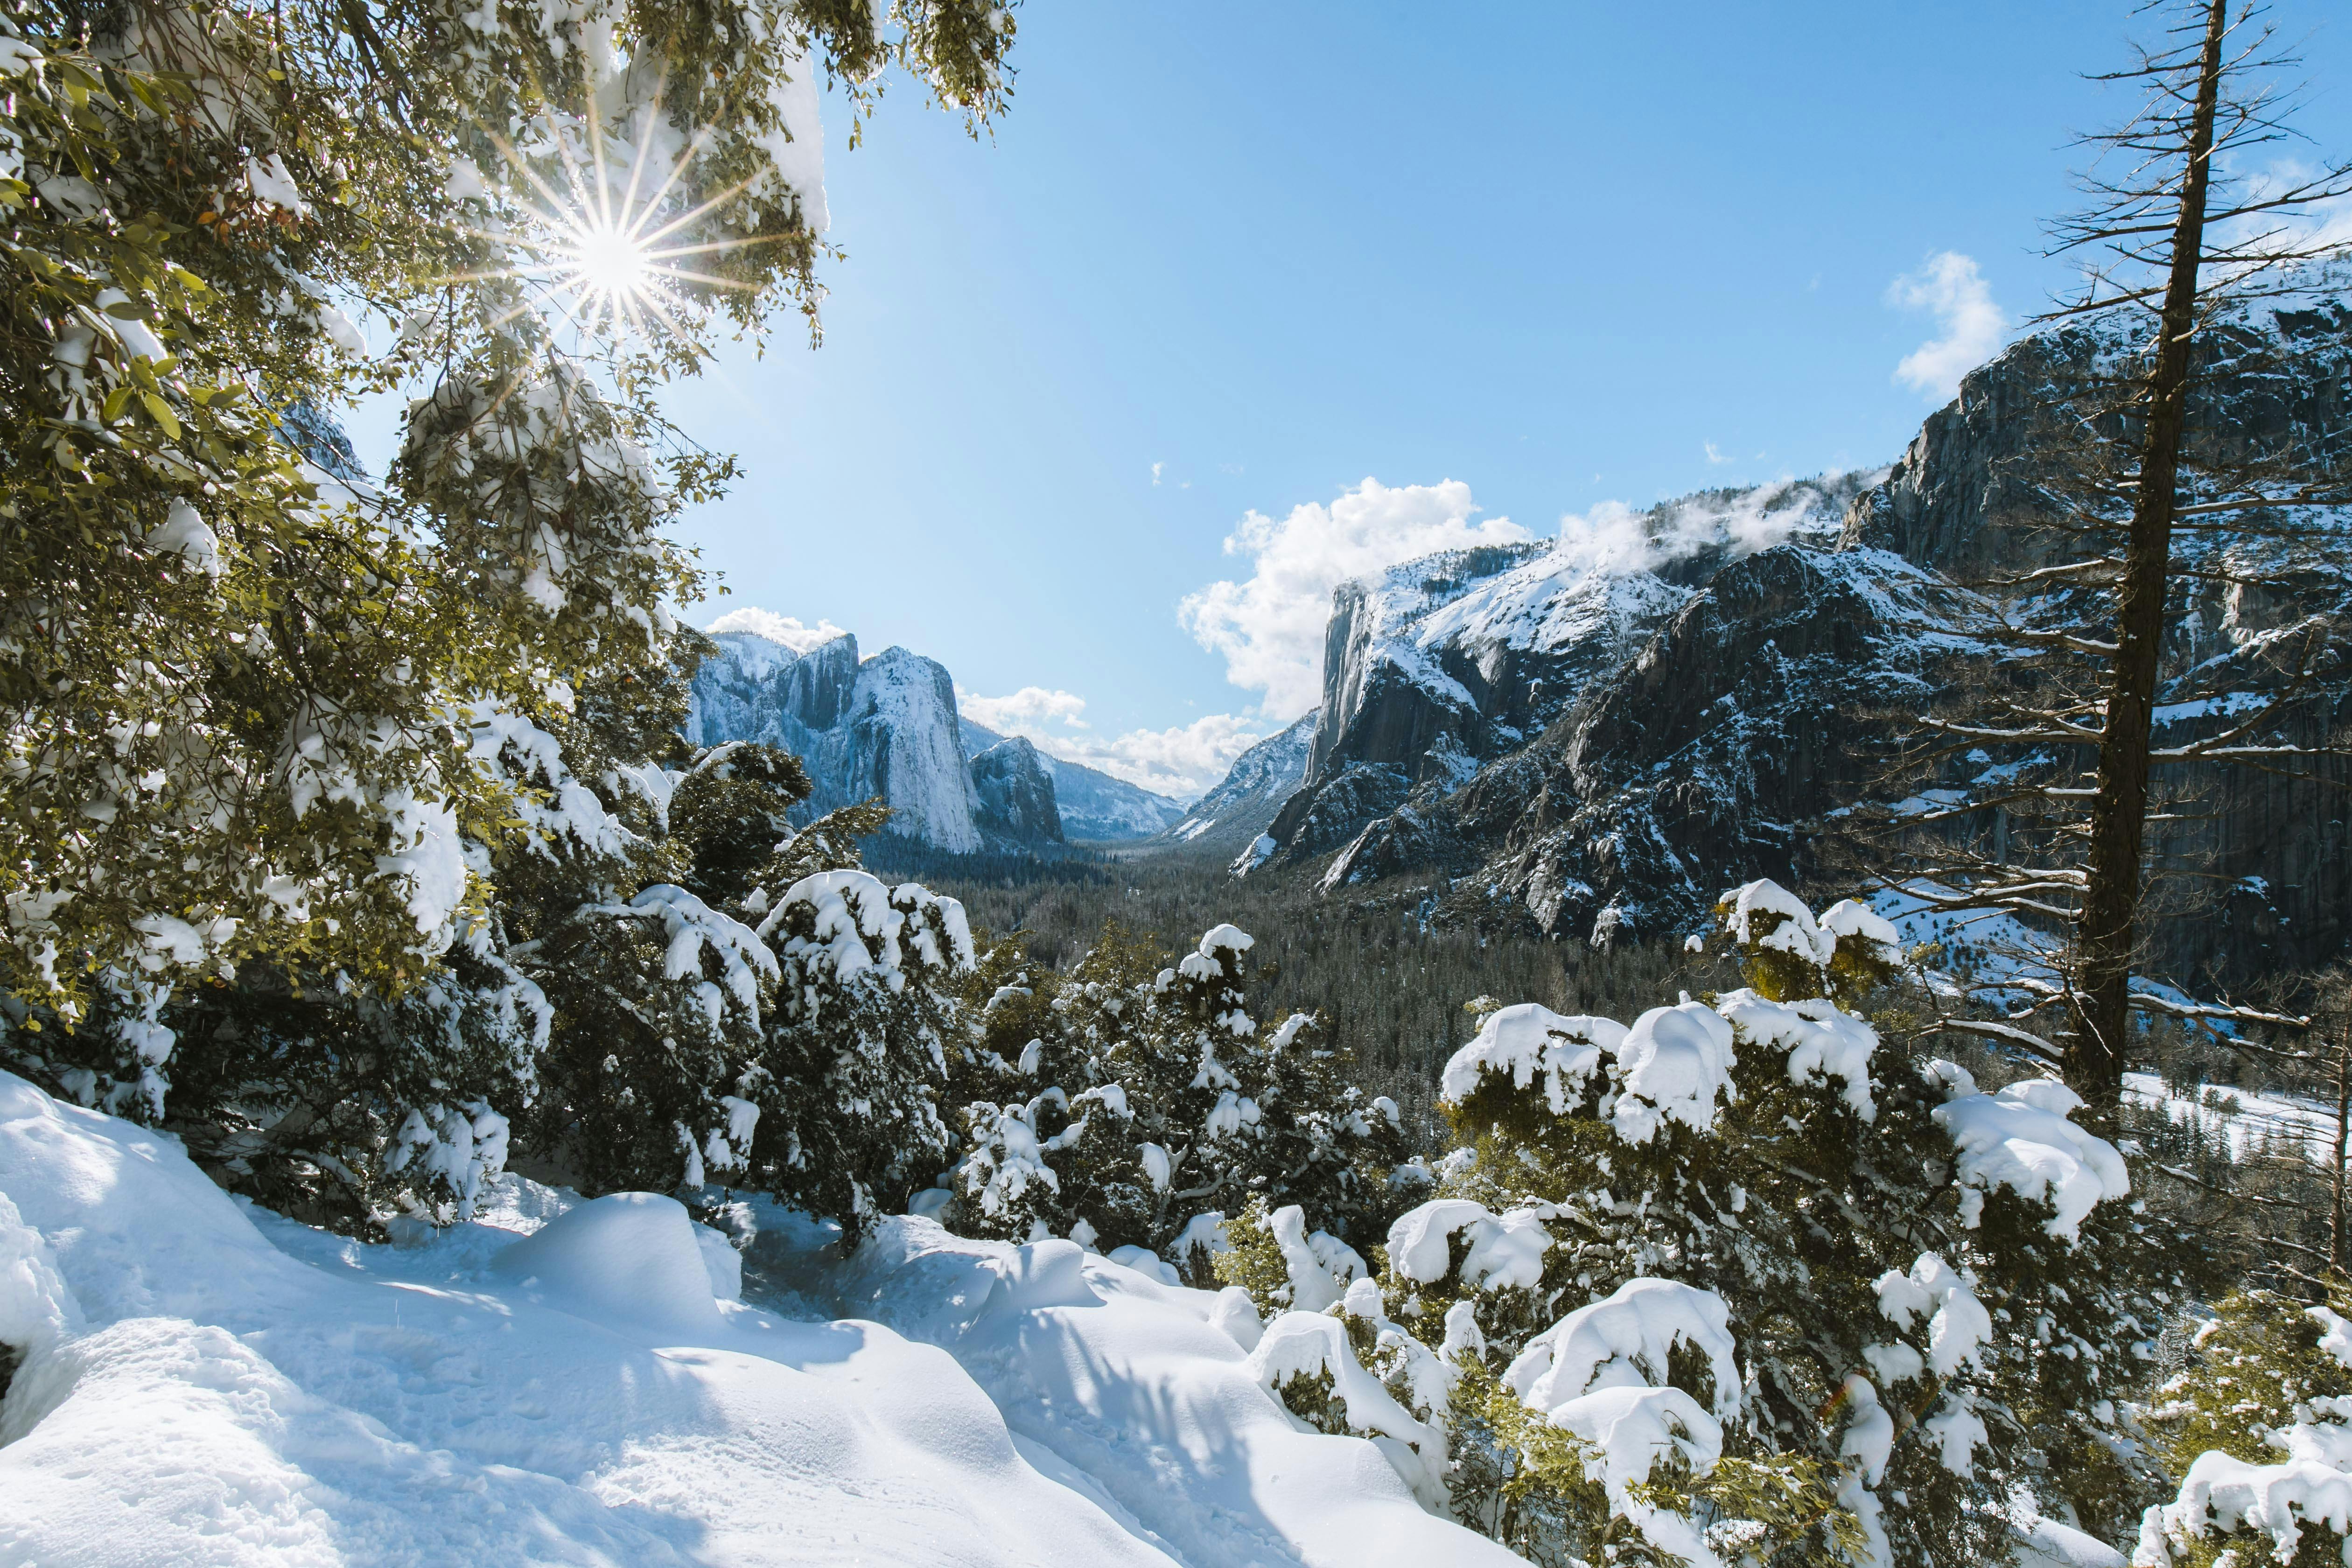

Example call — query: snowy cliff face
[959,721,1186,842]
[822,647,985,854]
[689,633,984,854]
[1265,476,1868,863]
[1263,283,2352,990]
[970,737,1064,845]
[1151,711,1317,858]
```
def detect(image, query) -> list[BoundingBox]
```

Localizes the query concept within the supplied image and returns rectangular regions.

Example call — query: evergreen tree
[951,919,1415,1270]
[0,0,1015,1138]
[2137,1287,2352,1567]
[1243,881,2184,1567]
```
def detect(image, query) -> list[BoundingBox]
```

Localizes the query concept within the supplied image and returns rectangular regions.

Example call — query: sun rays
[445,75,776,349]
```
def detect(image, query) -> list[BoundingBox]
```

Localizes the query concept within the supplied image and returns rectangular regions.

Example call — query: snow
[1503,1277,1740,1425]
[1501,1276,1741,1568]
[1871,1253,1992,1378]
[2138,1452,2352,1567]
[1385,1199,1551,1293]
[1716,988,1878,1120]
[2123,1071,2339,1163]
[1725,877,1835,967]
[1930,1073,2130,1240]
[0,1071,1521,1567]
[491,1191,726,1331]
[1438,1002,1627,1110]
[1610,1000,1738,1144]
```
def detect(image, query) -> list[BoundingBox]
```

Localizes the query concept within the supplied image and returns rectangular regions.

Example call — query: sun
[452,89,772,346]
[569,220,654,301]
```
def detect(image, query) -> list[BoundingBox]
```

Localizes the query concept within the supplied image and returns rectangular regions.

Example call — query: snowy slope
[1148,710,1317,858]
[959,720,1187,841]
[1267,476,1873,865]
[0,1072,1515,1568]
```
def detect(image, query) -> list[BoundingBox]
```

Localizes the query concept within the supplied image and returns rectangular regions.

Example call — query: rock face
[957,721,1186,842]
[1258,278,2352,992]
[689,633,1186,854]
[1150,711,1318,859]
[688,632,985,854]
[1260,476,1869,868]
[970,737,1064,845]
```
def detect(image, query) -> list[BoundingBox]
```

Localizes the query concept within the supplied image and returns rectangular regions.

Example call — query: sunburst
[448,77,771,347]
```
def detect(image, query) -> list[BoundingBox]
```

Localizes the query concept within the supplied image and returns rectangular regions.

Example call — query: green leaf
[140,392,180,438]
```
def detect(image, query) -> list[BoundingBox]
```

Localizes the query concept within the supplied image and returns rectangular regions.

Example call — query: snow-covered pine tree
[0,0,1015,1171]
[2136,1287,2352,1568]
[951,920,1414,1273]
[1242,881,2180,1567]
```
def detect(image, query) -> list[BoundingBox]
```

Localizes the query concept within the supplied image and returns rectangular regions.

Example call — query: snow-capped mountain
[687,630,1186,853]
[957,720,1187,842]
[1256,280,2352,994]
[1262,475,1871,863]
[1148,711,1318,858]
[688,631,989,853]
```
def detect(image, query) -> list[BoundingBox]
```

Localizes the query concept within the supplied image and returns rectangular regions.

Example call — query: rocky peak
[970,737,1064,845]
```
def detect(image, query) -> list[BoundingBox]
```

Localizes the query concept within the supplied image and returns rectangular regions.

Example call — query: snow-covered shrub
[948,921,1412,1265]
[2136,1289,2352,1568]
[515,721,971,1241]
[1342,879,2181,1567]
[746,869,973,1241]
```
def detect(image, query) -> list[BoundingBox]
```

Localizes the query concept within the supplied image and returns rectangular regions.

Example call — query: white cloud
[959,685,1258,799]
[1889,251,2007,401]
[1178,477,1531,720]
[704,607,847,652]
[1704,442,1729,465]
[958,685,1091,733]
[1150,461,1164,486]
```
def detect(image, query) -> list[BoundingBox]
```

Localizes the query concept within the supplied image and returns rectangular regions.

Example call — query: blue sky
[424,4,2352,798]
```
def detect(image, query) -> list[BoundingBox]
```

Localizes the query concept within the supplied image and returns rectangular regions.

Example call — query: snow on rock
[1930,1071,2129,1240]
[1439,1002,1627,1111]
[1716,988,1878,1121]
[1386,1198,1550,1293]
[1610,1001,1738,1145]
[1208,1285,1263,1351]
[490,1191,726,1330]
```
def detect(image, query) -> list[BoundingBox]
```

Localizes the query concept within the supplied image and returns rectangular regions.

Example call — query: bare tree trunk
[2070,0,2229,1107]
[2332,1029,2351,1277]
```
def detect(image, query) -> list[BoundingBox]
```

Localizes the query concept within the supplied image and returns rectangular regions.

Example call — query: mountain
[969,735,1064,844]
[1253,280,2352,993]
[687,629,1186,853]
[688,630,989,853]
[956,720,1187,842]
[1145,711,1318,862]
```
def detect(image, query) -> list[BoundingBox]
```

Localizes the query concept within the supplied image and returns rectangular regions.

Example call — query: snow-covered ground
[2122,1071,2340,1162]
[0,1071,1516,1567]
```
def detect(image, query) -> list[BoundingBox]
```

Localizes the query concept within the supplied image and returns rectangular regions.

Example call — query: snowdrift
[0,1071,1516,1566]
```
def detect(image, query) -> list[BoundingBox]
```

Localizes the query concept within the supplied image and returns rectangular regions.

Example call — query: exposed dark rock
[970,737,1064,845]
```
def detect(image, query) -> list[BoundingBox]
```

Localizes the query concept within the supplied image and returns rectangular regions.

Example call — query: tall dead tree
[1864,0,2352,1111]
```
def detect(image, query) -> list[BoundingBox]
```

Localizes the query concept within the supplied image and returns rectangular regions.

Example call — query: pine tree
[2137,1286,2352,1567]
[1244,880,2185,1567]
[951,919,1415,1271]
[0,0,1015,1133]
